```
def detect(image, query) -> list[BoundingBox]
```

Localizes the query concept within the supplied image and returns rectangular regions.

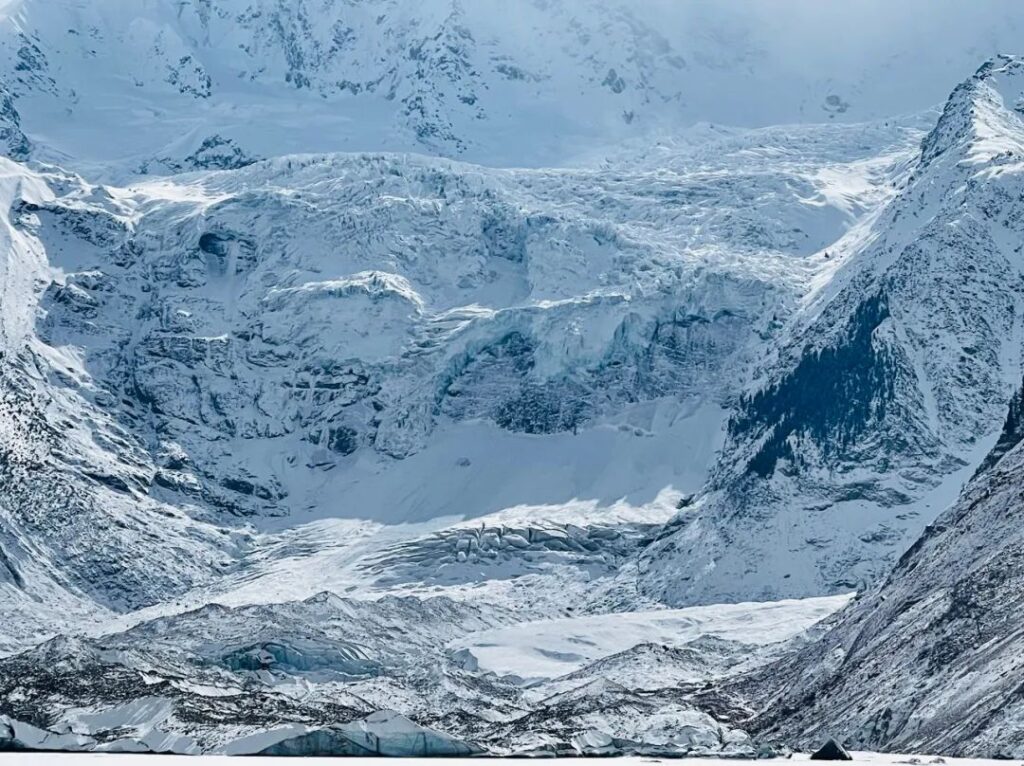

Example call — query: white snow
[449,593,852,680]
[3,0,1023,172]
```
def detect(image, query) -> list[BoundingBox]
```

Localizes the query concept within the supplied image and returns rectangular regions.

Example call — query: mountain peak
[919,53,1024,168]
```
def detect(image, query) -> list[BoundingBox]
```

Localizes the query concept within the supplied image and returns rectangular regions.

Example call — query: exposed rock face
[973,373,1024,477]
[0,87,29,161]
[742,401,1024,757]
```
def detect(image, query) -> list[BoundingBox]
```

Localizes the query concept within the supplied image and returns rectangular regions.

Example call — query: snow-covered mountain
[4,0,1024,757]
[688,57,1024,760]
[639,55,1024,605]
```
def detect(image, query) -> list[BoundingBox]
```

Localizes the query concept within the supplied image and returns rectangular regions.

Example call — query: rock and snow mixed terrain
[4,0,1024,758]
[719,59,1024,760]
[746,435,1024,758]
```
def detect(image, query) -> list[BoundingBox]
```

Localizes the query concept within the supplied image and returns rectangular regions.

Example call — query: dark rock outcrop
[811,738,852,760]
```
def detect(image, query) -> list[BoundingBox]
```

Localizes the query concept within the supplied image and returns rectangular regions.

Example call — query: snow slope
[449,594,850,681]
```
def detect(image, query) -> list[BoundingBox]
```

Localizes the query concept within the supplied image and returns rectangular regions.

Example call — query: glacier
[3,0,1024,758]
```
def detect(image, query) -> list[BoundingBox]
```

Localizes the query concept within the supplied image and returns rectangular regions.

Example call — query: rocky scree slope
[0,588,832,756]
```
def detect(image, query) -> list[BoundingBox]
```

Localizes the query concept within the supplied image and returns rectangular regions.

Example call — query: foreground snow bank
[0,752,985,765]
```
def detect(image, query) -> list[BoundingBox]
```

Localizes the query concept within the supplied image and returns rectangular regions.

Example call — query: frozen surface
[450,594,851,680]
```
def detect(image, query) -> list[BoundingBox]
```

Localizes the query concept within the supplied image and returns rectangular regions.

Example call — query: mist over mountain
[0,0,1021,170]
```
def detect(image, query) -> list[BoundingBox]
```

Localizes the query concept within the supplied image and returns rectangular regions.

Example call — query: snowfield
[450,594,851,681]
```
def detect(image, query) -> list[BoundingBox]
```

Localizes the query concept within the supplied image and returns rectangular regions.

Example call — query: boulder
[811,738,853,760]
[0,715,95,752]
